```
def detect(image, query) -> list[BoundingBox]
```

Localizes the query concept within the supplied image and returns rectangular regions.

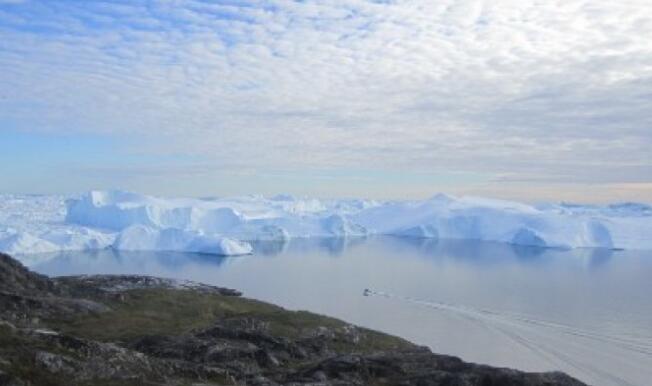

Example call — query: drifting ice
[1,190,651,260]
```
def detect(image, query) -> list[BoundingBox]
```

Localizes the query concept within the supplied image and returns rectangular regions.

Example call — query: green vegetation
[50,289,283,342]
[0,324,76,386]
[49,288,412,353]
[0,250,587,386]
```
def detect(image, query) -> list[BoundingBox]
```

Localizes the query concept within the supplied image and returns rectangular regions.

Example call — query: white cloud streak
[0,0,651,188]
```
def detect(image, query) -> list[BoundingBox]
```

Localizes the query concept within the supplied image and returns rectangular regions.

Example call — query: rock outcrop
[0,253,587,386]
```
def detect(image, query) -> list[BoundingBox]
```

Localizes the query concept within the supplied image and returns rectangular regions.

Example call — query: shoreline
[0,252,587,386]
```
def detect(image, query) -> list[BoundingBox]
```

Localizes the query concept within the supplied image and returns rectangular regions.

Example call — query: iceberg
[1,190,651,263]
[0,231,60,255]
[113,225,252,255]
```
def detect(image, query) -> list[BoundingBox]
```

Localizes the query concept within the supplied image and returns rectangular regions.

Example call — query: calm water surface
[29,237,652,386]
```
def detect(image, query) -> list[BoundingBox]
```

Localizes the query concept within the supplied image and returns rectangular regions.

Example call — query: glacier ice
[512,228,547,248]
[113,225,252,255]
[1,190,651,263]
[0,231,60,255]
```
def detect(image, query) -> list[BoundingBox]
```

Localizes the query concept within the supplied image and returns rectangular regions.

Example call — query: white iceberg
[351,196,621,249]
[0,231,60,255]
[1,190,651,263]
[113,225,252,255]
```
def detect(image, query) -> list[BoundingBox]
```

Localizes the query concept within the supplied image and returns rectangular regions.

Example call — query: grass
[48,288,413,352]
[2,289,414,386]
[0,323,74,386]
[50,289,283,341]
[0,320,227,386]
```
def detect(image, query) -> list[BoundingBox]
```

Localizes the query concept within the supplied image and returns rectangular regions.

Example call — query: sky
[0,0,651,202]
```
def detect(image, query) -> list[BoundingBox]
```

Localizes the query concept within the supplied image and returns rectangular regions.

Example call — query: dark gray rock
[54,274,242,297]
[0,253,54,295]
[0,252,588,386]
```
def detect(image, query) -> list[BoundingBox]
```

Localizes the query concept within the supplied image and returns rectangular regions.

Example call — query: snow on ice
[1,190,651,264]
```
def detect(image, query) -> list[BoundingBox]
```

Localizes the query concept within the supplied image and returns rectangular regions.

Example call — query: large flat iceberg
[113,225,252,255]
[1,190,651,263]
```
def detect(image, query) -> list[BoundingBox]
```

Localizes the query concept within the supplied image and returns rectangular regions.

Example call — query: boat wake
[364,289,651,386]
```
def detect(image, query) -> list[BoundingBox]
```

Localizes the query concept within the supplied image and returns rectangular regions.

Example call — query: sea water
[29,237,652,386]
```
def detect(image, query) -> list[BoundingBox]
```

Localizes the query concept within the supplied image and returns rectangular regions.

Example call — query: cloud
[0,0,651,191]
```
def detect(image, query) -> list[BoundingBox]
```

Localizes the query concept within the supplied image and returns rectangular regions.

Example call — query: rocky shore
[0,253,586,386]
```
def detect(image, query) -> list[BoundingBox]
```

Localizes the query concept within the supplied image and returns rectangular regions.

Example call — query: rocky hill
[0,253,587,386]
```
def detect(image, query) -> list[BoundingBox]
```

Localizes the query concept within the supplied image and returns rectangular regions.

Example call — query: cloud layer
[0,0,651,198]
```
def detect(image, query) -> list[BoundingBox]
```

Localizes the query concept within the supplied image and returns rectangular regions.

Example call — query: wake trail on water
[364,289,650,386]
